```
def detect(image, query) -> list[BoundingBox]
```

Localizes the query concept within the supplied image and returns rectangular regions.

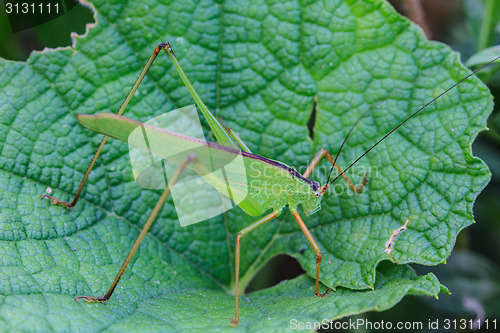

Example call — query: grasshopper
[42,42,499,326]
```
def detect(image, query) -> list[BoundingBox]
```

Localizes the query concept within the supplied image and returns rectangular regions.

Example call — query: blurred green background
[1,0,498,331]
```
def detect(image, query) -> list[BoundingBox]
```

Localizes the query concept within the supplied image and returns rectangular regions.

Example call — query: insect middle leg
[231,211,279,327]
[304,148,368,193]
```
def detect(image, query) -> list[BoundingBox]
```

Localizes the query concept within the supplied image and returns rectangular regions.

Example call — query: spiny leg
[230,211,279,327]
[292,211,331,298]
[75,155,195,303]
[42,45,166,208]
[304,148,368,193]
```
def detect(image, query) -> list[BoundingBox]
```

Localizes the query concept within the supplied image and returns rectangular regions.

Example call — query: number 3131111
[442,318,497,330]
[5,1,60,14]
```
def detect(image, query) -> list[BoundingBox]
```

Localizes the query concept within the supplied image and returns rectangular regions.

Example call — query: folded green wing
[77,113,289,217]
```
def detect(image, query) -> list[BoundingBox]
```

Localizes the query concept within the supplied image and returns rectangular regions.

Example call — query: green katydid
[41,42,500,326]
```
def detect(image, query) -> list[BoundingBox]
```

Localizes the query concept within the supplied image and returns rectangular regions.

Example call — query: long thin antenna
[325,108,372,184]
[328,55,500,187]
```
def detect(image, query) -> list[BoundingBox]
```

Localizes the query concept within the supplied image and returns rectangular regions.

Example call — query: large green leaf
[0,0,492,331]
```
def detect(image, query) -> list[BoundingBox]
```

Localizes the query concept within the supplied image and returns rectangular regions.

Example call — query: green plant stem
[478,0,499,51]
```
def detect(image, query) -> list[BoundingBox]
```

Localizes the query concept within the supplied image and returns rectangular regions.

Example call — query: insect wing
[78,108,249,226]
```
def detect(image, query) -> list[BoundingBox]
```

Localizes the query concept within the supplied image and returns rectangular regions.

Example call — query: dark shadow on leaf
[246,254,305,293]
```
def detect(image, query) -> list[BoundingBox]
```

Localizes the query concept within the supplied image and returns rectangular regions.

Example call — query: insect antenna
[325,108,372,185]
[328,55,500,187]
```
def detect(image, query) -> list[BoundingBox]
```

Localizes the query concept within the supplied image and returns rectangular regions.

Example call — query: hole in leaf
[246,254,305,293]
[307,99,317,139]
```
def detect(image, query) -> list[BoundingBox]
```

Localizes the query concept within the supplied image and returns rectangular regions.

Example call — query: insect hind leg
[231,211,279,327]
[75,154,196,303]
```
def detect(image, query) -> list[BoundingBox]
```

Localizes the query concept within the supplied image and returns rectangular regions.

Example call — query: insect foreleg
[75,154,196,303]
[231,211,279,327]
[304,149,367,193]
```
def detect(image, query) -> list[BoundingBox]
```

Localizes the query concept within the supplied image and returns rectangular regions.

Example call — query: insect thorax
[287,179,322,216]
